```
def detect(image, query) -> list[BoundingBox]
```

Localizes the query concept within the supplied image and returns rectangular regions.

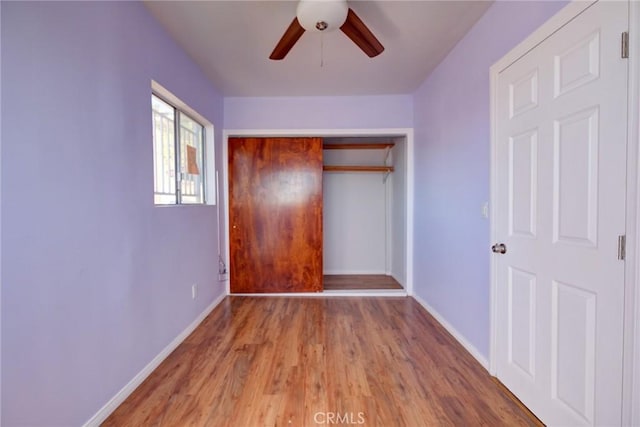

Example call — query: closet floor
[323,274,403,290]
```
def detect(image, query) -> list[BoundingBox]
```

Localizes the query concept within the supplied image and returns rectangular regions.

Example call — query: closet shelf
[323,165,394,173]
[323,143,395,150]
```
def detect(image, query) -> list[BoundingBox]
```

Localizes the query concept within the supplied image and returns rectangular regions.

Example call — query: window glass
[179,113,205,204]
[152,95,177,204]
[151,94,206,205]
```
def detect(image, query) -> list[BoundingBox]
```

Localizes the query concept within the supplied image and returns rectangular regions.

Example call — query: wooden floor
[323,274,403,290]
[104,297,540,427]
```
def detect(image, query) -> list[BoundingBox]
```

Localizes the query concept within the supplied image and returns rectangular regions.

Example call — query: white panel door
[494,1,628,425]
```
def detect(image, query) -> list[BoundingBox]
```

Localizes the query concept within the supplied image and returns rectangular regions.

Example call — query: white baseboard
[83,293,226,427]
[412,294,489,370]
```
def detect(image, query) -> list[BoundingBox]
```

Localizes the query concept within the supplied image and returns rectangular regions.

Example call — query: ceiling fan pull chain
[320,33,324,68]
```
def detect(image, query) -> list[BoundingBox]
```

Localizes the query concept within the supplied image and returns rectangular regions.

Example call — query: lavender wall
[412,1,567,359]
[224,95,413,130]
[1,2,224,425]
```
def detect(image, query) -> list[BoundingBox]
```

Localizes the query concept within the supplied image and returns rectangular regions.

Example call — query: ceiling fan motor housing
[297,0,348,33]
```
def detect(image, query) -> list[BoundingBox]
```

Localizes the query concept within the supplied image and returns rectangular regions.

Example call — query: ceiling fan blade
[340,8,384,58]
[270,17,306,60]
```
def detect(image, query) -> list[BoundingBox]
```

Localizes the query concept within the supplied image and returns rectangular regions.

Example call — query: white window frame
[151,80,216,206]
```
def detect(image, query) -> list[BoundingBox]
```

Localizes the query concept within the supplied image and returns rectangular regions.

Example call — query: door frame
[221,128,415,297]
[489,1,640,424]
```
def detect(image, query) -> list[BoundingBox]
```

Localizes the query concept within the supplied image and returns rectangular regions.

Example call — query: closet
[322,137,406,290]
[227,136,407,293]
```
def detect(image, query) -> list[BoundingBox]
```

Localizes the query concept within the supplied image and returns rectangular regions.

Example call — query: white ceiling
[143,1,493,97]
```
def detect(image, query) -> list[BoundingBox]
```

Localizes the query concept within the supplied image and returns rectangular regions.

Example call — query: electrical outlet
[191,284,197,299]
[218,272,229,282]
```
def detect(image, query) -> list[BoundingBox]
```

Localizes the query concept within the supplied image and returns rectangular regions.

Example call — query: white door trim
[628,2,640,425]
[489,1,640,424]
[221,128,415,297]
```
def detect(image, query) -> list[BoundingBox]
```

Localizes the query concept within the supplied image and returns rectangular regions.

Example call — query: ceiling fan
[269,0,384,60]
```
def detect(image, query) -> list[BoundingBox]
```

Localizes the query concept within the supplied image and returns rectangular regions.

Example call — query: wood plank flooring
[323,275,403,290]
[104,297,540,427]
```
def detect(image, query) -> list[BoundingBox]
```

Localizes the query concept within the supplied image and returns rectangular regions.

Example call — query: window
[152,93,208,205]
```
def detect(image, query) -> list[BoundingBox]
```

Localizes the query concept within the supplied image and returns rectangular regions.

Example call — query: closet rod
[323,143,395,150]
[323,165,394,172]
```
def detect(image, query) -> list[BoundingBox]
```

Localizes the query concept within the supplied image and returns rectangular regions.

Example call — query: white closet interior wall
[322,137,407,284]
[389,137,407,284]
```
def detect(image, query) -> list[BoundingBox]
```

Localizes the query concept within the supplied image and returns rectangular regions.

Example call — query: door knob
[491,243,507,254]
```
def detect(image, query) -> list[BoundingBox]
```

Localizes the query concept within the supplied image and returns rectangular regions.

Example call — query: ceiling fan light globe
[296,0,348,33]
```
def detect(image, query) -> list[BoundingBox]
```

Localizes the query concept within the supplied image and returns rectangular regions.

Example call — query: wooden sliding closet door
[228,137,323,293]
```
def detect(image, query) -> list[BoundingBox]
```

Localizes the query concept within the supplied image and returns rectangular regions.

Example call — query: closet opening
[222,129,413,296]
[322,136,407,291]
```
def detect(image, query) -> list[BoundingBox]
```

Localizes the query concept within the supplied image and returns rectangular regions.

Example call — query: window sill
[154,203,217,208]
